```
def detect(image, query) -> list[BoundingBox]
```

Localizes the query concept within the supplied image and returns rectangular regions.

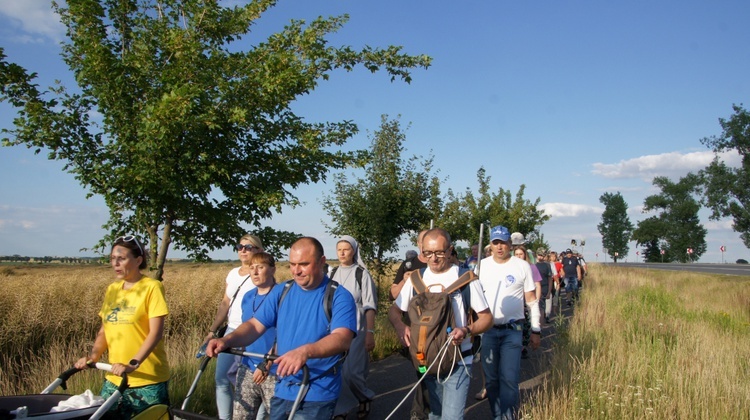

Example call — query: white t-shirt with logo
[477,256,536,325]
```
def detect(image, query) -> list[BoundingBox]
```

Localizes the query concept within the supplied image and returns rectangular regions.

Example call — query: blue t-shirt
[240,286,277,375]
[253,276,357,402]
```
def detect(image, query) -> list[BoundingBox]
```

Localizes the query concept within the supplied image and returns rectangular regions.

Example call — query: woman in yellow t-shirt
[75,235,170,418]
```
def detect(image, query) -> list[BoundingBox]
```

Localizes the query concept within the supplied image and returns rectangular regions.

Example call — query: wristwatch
[129,359,141,369]
[531,330,541,336]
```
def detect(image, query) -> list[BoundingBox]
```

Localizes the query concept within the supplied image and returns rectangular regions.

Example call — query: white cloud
[591,150,741,181]
[627,205,646,215]
[705,219,734,230]
[539,202,602,218]
[0,0,65,43]
[598,186,643,193]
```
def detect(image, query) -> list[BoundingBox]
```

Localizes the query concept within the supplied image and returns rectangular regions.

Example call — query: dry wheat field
[1,262,749,418]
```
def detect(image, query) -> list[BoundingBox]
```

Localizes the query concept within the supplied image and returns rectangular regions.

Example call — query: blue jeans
[423,362,471,419]
[270,397,335,420]
[564,277,579,298]
[215,327,237,419]
[482,327,523,420]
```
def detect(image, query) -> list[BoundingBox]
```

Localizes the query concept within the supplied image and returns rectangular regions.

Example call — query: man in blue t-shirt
[208,237,357,420]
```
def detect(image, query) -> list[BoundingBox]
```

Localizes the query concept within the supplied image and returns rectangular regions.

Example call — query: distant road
[602,262,750,277]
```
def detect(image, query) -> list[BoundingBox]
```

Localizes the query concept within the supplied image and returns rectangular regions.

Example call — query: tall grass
[523,264,750,419]
[0,262,402,416]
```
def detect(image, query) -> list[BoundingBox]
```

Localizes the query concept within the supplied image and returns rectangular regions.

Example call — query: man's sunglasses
[116,235,144,256]
[236,244,260,252]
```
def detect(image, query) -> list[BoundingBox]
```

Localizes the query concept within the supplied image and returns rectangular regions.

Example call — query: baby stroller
[0,363,169,420]
[171,349,308,420]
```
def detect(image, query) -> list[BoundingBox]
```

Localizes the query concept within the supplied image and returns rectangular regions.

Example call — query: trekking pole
[476,222,485,273]
[180,355,212,410]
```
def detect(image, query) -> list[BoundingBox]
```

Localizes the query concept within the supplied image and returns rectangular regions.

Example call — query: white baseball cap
[510,232,525,246]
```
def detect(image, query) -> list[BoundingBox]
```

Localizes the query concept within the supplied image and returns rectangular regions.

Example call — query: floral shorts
[101,379,169,418]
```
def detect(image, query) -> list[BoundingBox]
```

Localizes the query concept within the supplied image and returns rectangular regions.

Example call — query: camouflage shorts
[233,363,276,420]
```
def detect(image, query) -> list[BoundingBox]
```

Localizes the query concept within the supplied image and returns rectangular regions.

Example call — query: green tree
[632,174,706,263]
[597,192,634,263]
[0,1,431,279]
[322,115,440,282]
[437,168,549,249]
[640,238,664,263]
[700,104,750,249]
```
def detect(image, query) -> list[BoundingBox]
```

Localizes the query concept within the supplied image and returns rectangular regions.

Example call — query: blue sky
[1,0,749,262]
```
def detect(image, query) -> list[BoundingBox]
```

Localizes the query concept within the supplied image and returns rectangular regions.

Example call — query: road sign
[720,245,726,252]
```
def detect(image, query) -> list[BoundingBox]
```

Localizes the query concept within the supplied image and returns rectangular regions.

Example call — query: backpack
[329,265,363,296]
[407,267,476,376]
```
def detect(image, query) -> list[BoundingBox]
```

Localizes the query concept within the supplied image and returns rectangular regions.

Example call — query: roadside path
[360,295,575,419]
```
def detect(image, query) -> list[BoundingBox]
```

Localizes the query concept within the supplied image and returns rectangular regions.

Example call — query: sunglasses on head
[116,235,144,256]
[236,244,260,252]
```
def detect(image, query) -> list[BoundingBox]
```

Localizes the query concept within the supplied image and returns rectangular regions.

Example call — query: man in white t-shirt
[478,225,541,420]
[389,228,493,419]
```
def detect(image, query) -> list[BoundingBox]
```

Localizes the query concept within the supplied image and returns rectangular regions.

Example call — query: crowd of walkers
[75,229,586,419]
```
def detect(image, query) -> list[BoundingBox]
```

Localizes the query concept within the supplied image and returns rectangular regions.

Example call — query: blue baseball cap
[489,225,511,242]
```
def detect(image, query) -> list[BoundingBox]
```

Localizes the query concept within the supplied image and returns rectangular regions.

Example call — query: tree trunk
[153,219,173,281]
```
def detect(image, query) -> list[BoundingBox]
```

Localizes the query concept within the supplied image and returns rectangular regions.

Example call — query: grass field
[1,262,748,418]
[523,264,750,419]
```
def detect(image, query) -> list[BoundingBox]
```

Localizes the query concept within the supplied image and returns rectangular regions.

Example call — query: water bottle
[196,343,208,358]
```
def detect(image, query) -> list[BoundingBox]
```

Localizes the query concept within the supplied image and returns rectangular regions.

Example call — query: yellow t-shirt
[99,277,170,387]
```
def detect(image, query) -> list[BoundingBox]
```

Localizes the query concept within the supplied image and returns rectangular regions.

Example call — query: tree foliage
[700,104,750,249]
[632,174,706,263]
[0,0,431,278]
[437,168,550,250]
[597,192,634,263]
[321,115,439,282]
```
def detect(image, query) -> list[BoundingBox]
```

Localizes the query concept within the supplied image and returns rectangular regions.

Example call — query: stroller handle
[225,349,310,383]
[41,363,128,395]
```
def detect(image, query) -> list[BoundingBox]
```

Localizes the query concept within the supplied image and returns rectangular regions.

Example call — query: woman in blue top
[234,251,278,419]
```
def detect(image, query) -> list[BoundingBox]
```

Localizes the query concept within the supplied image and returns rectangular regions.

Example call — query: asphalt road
[602,262,750,277]
[358,299,573,420]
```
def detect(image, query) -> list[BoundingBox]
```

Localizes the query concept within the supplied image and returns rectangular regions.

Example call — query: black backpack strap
[355,266,363,292]
[322,279,338,325]
[277,280,295,309]
[329,266,339,280]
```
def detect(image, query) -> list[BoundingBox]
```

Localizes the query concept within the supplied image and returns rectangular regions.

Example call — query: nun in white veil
[329,235,377,419]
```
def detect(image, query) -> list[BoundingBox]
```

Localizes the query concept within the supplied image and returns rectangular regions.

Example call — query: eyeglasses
[236,244,260,252]
[116,235,144,256]
[422,248,450,259]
